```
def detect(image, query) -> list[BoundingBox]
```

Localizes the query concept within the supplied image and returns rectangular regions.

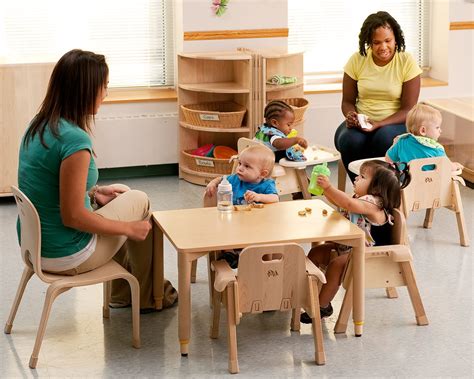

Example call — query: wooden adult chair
[210,243,327,374]
[4,186,140,369]
[401,156,469,247]
[334,209,428,334]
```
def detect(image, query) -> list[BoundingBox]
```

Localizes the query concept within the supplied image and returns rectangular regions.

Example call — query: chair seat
[42,259,132,286]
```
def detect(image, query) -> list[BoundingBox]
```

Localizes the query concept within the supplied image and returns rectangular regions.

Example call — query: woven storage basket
[279,98,309,123]
[181,101,246,128]
[182,150,234,174]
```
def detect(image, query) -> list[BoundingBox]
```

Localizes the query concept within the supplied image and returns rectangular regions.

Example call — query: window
[0,0,174,88]
[288,1,430,82]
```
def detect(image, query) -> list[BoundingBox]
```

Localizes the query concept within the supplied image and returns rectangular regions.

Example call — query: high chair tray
[279,144,341,168]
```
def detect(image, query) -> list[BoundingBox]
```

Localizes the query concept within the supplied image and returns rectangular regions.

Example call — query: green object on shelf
[266,75,297,85]
[308,162,331,196]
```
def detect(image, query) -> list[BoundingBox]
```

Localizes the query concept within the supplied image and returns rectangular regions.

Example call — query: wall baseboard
[98,164,178,180]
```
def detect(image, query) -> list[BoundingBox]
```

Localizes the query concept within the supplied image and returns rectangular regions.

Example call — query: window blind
[288,0,430,80]
[0,0,174,88]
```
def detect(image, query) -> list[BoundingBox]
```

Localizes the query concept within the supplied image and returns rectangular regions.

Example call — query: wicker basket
[182,150,234,174]
[181,101,246,128]
[279,98,309,123]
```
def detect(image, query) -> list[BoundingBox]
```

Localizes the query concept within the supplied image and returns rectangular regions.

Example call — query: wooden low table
[152,199,366,356]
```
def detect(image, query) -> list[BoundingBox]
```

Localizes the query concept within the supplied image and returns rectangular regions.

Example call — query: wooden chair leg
[308,277,325,365]
[386,287,399,299]
[191,259,197,283]
[210,289,221,339]
[208,251,219,307]
[337,160,347,191]
[29,285,70,369]
[400,262,428,326]
[334,280,353,334]
[226,283,239,374]
[4,266,34,334]
[423,208,435,229]
[125,275,141,348]
[452,182,470,247]
[290,308,300,331]
[102,281,111,319]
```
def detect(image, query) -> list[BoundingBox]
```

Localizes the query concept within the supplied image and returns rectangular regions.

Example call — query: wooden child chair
[4,186,140,369]
[334,209,428,334]
[401,156,469,247]
[210,243,327,374]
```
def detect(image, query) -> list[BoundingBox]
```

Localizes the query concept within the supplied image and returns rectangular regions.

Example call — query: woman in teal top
[18,49,158,310]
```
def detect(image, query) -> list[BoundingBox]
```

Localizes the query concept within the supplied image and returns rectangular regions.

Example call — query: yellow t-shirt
[344,50,422,121]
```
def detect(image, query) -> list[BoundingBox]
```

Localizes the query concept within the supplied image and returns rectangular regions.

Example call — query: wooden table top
[152,199,364,253]
[423,97,473,122]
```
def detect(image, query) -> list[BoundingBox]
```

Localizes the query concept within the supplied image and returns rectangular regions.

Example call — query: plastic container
[308,162,331,196]
[217,175,233,212]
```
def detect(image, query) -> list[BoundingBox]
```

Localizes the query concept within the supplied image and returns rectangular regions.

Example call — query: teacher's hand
[345,111,359,128]
[95,185,129,206]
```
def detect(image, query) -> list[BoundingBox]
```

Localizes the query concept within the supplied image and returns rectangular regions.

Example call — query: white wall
[94,0,473,168]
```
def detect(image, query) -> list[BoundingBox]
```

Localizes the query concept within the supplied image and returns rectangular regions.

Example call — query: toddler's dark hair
[264,100,294,123]
[358,11,406,56]
[361,160,411,213]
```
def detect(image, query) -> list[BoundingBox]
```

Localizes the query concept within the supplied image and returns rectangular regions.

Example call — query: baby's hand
[296,137,308,149]
[244,190,259,203]
[316,175,331,189]
[205,181,218,197]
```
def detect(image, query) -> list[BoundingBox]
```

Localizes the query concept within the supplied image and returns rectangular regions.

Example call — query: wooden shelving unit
[261,50,305,136]
[177,49,305,186]
[177,52,253,186]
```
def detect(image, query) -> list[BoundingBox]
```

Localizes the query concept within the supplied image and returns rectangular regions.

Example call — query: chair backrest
[390,208,407,245]
[11,186,48,282]
[402,156,453,213]
[236,243,308,313]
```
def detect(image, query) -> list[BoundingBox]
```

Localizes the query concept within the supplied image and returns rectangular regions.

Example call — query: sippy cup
[308,162,331,196]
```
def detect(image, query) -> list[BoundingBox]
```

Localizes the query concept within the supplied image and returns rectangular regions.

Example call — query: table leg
[178,252,192,356]
[295,168,311,199]
[152,223,164,310]
[352,238,365,336]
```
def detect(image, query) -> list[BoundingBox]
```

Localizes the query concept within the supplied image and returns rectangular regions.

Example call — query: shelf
[179,121,250,133]
[179,52,251,61]
[265,82,304,93]
[179,82,250,94]
[180,166,222,186]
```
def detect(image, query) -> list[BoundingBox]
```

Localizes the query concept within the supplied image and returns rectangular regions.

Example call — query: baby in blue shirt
[204,144,279,268]
[386,103,463,172]
[204,144,279,206]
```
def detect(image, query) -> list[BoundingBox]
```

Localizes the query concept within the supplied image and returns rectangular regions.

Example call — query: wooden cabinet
[0,63,54,196]
[177,52,253,186]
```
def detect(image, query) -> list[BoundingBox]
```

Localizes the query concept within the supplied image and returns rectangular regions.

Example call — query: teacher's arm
[341,73,359,128]
[370,75,421,130]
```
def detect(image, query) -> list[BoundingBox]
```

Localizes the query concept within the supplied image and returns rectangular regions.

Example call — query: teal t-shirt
[386,133,446,171]
[17,119,98,258]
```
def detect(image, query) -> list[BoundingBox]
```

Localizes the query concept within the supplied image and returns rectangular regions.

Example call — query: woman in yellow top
[334,11,422,182]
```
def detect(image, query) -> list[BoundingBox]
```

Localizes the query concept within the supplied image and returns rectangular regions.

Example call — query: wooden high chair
[5,186,140,369]
[210,243,327,374]
[401,156,469,247]
[334,209,428,334]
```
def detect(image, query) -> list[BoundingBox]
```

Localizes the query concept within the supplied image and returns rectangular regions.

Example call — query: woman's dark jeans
[334,121,406,182]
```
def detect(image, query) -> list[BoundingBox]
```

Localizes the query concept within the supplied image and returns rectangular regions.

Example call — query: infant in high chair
[204,145,279,268]
[385,103,463,172]
[254,100,308,162]
[300,160,411,323]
